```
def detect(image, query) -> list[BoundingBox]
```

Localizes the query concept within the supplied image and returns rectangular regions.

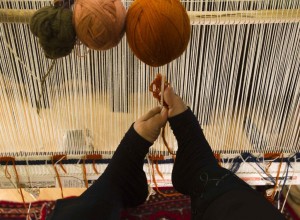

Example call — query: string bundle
[126,0,191,67]
[29,6,76,59]
[73,0,126,50]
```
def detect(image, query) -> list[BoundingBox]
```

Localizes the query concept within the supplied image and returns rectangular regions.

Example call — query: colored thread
[149,155,164,179]
[36,59,56,114]
[243,153,276,184]
[4,161,11,179]
[149,73,170,107]
[214,153,222,166]
[82,158,88,188]
[228,158,241,174]
[149,158,182,197]
[51,155,67,198]
[82,154,102,188]
[264,153,281,174]
[0,157,26,208]
[149,73,175,158]
[264,153,282,159]
[86,154,102,174]
[155,161,164,180]
[265,153,284,203]
[272,154,284,199]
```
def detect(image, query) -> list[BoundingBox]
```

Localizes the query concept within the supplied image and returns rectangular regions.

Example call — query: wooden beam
[0,9,36,24]
[188,9,300,25]
[0,9,299,25]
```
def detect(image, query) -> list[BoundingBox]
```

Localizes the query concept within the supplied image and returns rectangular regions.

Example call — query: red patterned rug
[0,200,55,220]
[0,187,298,220]
[121,187,191,220]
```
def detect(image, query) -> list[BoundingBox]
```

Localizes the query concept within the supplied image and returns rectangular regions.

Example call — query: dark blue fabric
[48,108,285,220]
[47,125,151,220]
[169,108,285,220]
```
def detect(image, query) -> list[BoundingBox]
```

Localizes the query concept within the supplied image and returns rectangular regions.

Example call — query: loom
[0,0,299,203]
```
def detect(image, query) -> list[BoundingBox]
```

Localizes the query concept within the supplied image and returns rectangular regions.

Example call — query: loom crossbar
[0,9,300,25]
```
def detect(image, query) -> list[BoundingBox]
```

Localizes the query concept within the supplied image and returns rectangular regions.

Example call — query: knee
[172,163,192,194]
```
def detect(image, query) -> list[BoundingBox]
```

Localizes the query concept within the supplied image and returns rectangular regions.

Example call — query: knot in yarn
[73,0,126,50]
[30,6,76,59]
[126,0,191,67]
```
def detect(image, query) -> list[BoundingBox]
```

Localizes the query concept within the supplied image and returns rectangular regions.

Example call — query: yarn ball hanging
[30,6,76,59]
[126,0,191,67]
[73,0,126,50]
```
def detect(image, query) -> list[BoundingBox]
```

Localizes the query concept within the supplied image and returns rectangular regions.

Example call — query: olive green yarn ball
[30,6,76,59]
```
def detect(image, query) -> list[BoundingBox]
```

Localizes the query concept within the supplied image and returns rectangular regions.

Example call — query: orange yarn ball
[73,0,126,50]
[126,0,190,67]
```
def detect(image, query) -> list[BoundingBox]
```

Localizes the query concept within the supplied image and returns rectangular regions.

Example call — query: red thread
[149,73,170,106]
[86,154,102,174]
[0,157,26,209]
[214,153,222,166]
[82,154,102,188]
[149,155,181,197]
[82,158,88,188]
[51,155,67,198]
[265,153,283,203]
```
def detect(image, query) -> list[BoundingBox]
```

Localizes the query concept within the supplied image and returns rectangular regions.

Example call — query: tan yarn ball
[126,0,191,67]
[73,0,126,50]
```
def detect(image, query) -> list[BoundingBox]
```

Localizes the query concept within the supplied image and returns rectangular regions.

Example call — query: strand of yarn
[36,59,57,114]
[82,157,89,188]
[0,157,26,209]
[51,155,67,198]
[150,160,182,197]
[86,155,103,174]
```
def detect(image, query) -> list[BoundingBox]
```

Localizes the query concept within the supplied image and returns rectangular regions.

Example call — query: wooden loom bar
[0,9,299,25]
[0,9,36,24]
[188,9,300,25]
